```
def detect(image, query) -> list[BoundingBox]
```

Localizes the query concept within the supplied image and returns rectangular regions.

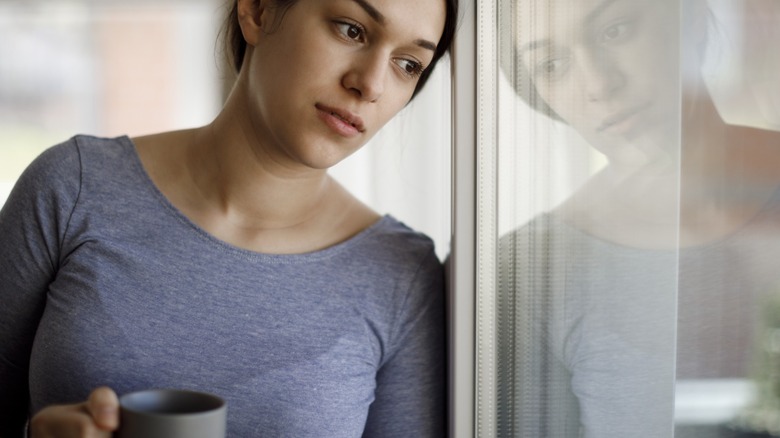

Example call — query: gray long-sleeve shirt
[0,135,446,437]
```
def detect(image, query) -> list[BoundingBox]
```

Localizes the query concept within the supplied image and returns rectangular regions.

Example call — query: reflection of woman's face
[516,0,681,159]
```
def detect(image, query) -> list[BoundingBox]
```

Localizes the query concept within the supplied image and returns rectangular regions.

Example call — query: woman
[497,0,780,436]
[0,0,458,435]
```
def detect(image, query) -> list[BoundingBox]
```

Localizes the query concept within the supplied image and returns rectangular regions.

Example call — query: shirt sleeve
[362,247,447,437]
[0,141,82,436]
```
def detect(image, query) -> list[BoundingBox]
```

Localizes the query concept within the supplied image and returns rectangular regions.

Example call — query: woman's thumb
[86,386,120,430]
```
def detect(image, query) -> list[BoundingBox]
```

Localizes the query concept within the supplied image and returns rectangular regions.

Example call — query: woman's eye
[534,58,569,80]
[599,22,631,44]
[395,58,425,78]
[335,22,364,42]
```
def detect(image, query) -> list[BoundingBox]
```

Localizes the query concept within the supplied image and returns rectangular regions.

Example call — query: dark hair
[221,0,459,100]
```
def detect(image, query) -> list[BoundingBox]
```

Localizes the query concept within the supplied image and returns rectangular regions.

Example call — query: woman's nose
[579,50,625,102]
[342,53,386,102]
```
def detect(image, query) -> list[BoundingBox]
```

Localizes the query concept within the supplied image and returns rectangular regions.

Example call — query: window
[462,0,780,436]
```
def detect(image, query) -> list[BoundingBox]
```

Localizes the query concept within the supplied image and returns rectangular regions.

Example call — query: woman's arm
[362,248,446,437]
[0,142,81,435]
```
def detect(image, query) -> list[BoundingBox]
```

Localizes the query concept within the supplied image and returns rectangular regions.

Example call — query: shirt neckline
[116,135,392,262]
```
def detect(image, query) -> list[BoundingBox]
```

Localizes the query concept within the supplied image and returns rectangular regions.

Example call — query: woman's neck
[134,98,378,254]
[187,115,334,232]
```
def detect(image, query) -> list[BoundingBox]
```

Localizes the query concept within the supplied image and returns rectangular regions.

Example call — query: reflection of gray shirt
[498,214,678,437]
[498,192,780,437]
[0,136,446,437]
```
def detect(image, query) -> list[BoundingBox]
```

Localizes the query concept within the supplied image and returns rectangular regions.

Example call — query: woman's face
[240,0,446,170]
[516,0,681,162]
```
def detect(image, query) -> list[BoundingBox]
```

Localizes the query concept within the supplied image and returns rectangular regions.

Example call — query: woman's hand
[29,387,119,438]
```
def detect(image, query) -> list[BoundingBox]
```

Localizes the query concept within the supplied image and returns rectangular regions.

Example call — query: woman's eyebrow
[416,39,437,52]
[585,0,623,24]
[519,39,550,55]
[352,0,385,24]
[517,0,628,55]
[350,0,437,52]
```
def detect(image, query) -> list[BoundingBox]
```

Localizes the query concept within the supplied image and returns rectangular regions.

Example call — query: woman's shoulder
[2,135,137,242]
[499,212,558,248]
[330,214,442,284]
[367,215,438,257]
[30,134,137,179]
[53,134,135,158]
[324,182,438,264]
[15,135,132,192]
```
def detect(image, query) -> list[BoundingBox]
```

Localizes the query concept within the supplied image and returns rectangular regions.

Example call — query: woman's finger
[85,387,120,431]
[30,402,112,438]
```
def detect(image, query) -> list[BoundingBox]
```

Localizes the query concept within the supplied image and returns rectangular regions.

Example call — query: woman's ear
[237,0,269,46]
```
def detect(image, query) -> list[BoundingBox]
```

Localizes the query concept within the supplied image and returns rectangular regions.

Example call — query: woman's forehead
[514,0,608,23]
[513,0,666,45]
[513,0,603,45]
[338,0,446,46]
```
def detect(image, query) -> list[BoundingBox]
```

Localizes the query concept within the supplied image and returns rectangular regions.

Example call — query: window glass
[487,0,780,436]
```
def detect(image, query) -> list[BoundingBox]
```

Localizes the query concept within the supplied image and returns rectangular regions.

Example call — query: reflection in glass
[493,0,780,436]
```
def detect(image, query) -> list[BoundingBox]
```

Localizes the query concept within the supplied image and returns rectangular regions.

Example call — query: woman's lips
[596,102,652,133]
[315,104,365,138]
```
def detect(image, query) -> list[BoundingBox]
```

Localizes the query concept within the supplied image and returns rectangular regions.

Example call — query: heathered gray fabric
[0,135,446,437]
[497,214,678,437]
[497,193,780,438]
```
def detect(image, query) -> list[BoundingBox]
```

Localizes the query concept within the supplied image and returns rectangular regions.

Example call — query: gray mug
[114,389,227,438]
